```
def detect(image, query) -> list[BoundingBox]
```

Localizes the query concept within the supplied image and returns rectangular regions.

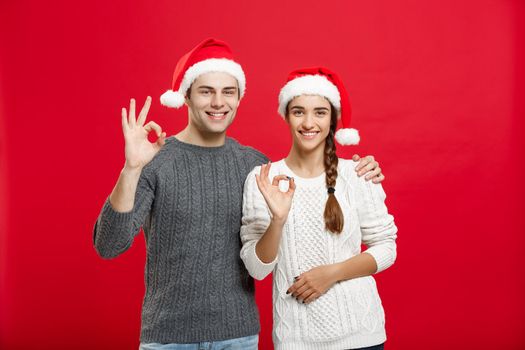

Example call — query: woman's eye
[293,111,303,116]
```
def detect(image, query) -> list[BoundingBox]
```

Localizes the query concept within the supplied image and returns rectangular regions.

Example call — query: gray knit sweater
[93,136,268,343]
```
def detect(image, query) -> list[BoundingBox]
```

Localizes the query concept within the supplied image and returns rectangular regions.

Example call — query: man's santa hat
[160,38,246,108]
[277,67,360,145]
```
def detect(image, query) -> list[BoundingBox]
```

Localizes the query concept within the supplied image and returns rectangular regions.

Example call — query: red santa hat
[160,38,246,108]
[277,67,360,145]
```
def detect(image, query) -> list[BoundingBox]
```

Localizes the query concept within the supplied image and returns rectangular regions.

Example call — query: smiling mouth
[206,111,229,120]
[299,130,320,139]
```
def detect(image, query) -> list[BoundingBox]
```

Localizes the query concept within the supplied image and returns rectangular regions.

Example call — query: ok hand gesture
[255,162,296,222]
[122,96,166,170]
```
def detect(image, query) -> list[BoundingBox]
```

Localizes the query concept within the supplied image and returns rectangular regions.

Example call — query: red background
[1,1,524,349]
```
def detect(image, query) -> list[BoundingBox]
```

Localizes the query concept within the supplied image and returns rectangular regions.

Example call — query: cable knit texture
[240,159,397,350]
[93,136,268,343]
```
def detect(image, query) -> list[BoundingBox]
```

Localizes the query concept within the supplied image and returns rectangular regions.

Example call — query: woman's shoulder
[337,158,359,181]
[338,157,359,168]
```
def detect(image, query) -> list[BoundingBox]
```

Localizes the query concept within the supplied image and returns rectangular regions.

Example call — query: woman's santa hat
[278,67,360,145]
[160,38,246,108]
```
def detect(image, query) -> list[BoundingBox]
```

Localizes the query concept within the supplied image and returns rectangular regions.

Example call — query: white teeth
[301,132,318,137]
[209,112,227,117]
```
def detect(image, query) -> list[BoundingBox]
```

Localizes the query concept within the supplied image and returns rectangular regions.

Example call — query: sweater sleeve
[93,166,156,259]
[240,166,277,280]
[354,168,398,273]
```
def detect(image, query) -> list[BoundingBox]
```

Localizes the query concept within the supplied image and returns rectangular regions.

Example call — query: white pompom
[160,90,186,108]
[335,128,360,145]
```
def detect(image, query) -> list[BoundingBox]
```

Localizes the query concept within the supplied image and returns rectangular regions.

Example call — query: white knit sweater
[240,159,398,350]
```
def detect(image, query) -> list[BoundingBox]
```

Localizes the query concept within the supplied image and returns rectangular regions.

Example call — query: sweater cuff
[93,198,135,258]
[100,197,134,224]
[363,245,394,274]
[243,242,277,280]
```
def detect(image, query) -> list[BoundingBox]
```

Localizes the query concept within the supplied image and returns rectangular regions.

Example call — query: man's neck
[175,125,226,147]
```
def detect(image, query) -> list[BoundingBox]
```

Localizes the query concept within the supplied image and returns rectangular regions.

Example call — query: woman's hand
[255,162,296,223]
[122,96,166,171]
[287,264,341,304]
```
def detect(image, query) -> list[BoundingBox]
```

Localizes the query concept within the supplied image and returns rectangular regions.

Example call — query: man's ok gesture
[122,96,166,170]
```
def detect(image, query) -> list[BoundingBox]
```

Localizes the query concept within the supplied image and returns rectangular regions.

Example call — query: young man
[93,38,384,349]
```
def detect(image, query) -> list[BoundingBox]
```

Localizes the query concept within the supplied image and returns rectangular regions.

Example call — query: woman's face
[286,94,333,153]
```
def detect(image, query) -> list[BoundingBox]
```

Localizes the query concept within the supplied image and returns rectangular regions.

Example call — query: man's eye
[200,90,211,95]
[224,90,235,95]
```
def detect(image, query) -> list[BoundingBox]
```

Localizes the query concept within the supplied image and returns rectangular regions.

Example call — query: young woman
[240,67,398,350]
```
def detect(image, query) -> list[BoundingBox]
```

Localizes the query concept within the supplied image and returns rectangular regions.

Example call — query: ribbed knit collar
[168,136,232,154]
[277,159,326,187]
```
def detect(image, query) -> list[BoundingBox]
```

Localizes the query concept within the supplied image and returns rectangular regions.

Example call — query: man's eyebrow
[195,86,237,90]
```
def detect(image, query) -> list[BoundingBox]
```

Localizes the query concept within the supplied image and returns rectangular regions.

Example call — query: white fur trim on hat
[335,128,360,145]
[278,75,341,117]
[160,90,186,108]
[160,58,246,108]
[181,58,246,97]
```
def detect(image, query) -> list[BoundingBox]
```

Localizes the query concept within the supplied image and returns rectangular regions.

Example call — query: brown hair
[286,100,344,234]
[323,106,344,233]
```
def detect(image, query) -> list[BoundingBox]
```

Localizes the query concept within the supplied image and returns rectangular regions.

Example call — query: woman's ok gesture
[255,162,296,222]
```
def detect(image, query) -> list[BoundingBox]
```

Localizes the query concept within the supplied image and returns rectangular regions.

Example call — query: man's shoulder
[226,137,269,164]
[141,138,179,176]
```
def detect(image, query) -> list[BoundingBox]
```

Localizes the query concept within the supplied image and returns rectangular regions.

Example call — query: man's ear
[184,91,191,107]
[185,84,193,106]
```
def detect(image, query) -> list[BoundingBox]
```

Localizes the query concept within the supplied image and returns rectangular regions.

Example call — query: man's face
[185,72,240,135]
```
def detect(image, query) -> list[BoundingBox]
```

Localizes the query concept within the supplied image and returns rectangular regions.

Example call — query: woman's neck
[285,143,326,178]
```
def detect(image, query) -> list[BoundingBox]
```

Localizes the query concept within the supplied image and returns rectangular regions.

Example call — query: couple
[93,38,397,350]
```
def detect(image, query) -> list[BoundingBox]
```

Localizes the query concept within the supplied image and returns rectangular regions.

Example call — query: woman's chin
[293,140,324,153]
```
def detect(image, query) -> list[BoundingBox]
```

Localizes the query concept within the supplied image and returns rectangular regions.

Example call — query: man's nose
[211,93,225,108]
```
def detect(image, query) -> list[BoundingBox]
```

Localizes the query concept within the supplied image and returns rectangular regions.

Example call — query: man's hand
[352,154,385,184]
[287,264,340,304]
[122,96,166,170]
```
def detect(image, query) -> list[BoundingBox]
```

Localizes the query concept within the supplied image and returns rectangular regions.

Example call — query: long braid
[323,108,344,233]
